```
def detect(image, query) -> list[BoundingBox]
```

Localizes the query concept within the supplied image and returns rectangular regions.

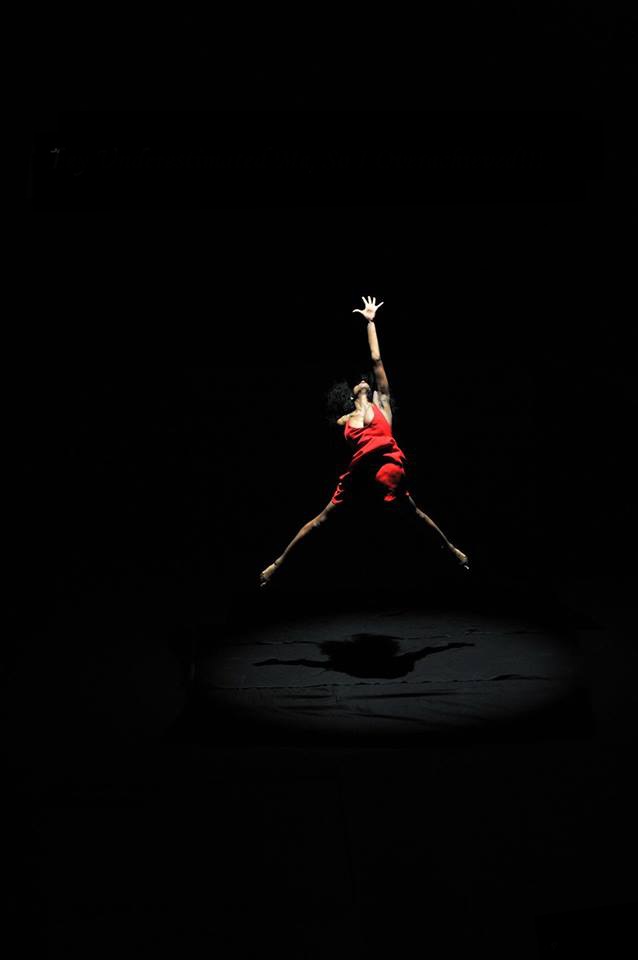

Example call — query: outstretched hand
[353,295,384,322]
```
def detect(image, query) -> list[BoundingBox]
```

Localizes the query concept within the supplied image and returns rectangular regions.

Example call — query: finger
[376,301,384,309]
[361,296,367,305]
[353,309,363,314]
[372,296,376,305]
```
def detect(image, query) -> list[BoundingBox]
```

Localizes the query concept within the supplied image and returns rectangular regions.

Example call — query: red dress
[330,402,411,505]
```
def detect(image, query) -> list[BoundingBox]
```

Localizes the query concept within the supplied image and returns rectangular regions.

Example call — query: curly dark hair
[325,371,398,422]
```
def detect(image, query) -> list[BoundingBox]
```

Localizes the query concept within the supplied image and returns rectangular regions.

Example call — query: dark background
[11,5,638,957]
[20,117,636,624]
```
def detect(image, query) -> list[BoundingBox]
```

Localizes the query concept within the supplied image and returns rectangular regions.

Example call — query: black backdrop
[20,143,636,628]
[13,9,638,957]
[23,4,636,627]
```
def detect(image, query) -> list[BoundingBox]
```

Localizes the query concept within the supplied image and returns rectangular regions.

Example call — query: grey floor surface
[4,575,636,958]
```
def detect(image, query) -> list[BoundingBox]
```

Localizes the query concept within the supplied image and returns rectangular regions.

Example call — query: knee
[405,500,426,521]
[312,505,335,528]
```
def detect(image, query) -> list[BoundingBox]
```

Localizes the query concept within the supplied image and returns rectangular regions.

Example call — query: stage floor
[189,604,591,745]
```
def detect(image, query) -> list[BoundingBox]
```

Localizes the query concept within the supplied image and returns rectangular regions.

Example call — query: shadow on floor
[254,632,475,679]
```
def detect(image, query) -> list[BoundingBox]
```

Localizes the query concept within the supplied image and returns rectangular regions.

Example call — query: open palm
[353,295,384,321]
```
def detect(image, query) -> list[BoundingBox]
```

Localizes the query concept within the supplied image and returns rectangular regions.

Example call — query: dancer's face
[352,380,371,399]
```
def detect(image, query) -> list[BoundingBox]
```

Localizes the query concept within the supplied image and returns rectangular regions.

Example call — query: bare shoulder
[336,414,350,426]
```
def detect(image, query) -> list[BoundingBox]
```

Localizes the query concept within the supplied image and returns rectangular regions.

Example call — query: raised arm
[353,295,390,399]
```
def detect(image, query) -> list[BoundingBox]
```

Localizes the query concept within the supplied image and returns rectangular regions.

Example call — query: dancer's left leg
[396,495,469,568]
[259,499,341,587]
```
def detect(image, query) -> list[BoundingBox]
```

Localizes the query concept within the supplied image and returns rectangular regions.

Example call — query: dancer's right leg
[259,500,340,587]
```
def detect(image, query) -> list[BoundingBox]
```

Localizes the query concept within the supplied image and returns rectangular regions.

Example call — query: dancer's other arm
[353,295,391,414]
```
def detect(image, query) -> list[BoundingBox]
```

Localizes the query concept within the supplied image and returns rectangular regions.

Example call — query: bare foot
[259,561,279,588]
[450,546,470,570]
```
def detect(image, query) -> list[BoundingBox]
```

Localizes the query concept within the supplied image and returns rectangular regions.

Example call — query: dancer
[259,296,469,587]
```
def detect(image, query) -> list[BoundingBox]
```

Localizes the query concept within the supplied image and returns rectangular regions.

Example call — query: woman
[259,296,469,587]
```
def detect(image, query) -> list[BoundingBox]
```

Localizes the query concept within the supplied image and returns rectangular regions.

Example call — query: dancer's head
[351,373,398,416]
[352,378,372,400]
[325,373,374,420]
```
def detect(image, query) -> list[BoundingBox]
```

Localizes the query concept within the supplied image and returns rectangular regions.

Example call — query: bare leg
[402,495,469,569]
[259,501,339,587]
